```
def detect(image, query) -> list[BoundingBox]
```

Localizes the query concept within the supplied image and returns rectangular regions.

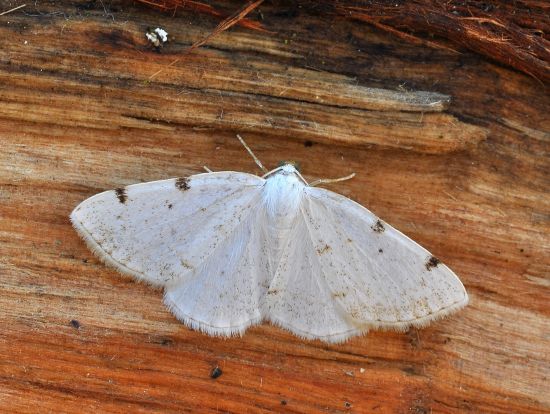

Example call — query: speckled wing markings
[262,208,360,342]
[264,187,468,343]
[70,172,265,289]
[163,204,272,336]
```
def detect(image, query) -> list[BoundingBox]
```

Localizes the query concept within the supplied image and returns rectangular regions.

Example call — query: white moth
[71,136,468,343]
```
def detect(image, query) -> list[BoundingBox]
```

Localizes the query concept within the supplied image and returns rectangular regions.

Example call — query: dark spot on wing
[332,292,346,298]
[69,319,80,329]
[210,366,222,379]
[304,140,313,147]
[372,220,385,233]
[180,259,193,270]
[168,203,173,209]
[115,188,127,204]
[175,177,190,191]
[267,289,279,295]
[425,256,441,271]
[378,248,383,253]
[317,244,331,255]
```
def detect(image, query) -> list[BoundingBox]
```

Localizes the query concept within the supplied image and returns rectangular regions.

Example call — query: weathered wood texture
[0,1,548,413]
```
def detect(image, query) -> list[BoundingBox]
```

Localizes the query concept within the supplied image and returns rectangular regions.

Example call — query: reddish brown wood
[0,1,548,413]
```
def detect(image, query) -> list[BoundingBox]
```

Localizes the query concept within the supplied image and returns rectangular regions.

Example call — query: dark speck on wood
[210,366,222,379]
[175,177,190,191]
[115,188,127,204]
[425,256,441,271]
[69,319,80,329]
[372,220,385,233]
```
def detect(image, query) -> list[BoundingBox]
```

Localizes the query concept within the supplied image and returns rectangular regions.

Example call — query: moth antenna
[309,173,356,187]
[203,166,213,173]
[236,134,268,174]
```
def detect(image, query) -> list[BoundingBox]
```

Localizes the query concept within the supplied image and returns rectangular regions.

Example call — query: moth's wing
[303,187,469,332]
[70,172,265,288]
[264,186,468,343]
[262,206,362,343]
[163,203,272,337]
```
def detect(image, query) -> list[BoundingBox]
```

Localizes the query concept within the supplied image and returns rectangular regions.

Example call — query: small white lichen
[154,28,168,43]
[145,27,168,48]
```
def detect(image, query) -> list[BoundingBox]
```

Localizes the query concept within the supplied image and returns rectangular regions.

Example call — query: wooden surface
[1,1,549,413]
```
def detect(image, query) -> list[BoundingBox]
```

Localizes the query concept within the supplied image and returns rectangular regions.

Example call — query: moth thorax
[263,172,304,230]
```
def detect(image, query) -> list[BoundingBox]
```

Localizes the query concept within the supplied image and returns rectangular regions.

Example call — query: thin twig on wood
[149,0,264,80]
[0,3,26,16]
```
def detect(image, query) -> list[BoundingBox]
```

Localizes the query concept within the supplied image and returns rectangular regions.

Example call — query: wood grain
[0,1,548,413]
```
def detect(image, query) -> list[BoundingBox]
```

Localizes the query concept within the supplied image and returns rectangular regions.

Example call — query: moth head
[277,161,301,173]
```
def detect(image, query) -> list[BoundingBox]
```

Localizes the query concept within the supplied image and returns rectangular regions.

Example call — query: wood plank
[0,1,548,413]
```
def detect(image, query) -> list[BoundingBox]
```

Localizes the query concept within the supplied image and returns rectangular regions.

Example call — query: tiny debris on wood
[146,27,169,50]
[210,366,222,379]
[69,319,81,329]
